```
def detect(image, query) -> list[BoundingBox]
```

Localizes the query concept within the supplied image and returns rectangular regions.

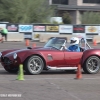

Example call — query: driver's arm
[62,45,70,51]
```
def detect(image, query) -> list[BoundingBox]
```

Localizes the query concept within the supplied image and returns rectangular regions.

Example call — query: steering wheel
[60,45,68,50]
[49,46,60,50]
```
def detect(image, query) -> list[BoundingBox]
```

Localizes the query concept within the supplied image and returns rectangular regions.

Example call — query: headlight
[13,53,17,59]
[0,52,2,58]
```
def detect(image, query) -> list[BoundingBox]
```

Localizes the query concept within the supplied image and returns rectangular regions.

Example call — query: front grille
[1,57,12,65]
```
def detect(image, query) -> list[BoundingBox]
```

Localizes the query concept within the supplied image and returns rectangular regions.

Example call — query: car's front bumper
[0,56,19,66]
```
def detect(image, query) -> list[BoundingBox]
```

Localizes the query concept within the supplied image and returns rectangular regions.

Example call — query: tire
[4,66,18,73]
[83,56,100,74]
[24,56,44,75]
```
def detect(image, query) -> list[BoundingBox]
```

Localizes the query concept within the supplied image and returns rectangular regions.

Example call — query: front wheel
[24,56,44,75]
[83,56,100,74]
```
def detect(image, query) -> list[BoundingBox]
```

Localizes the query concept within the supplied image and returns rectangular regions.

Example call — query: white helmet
[70,37,79,45]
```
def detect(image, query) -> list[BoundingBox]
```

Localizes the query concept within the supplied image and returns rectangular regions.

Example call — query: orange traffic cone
[33,43,36,47]
[93,40,97,46]
[75,64,82,79]
[25,39,29,46]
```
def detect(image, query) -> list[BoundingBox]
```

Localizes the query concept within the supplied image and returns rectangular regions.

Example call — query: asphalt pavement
[0,41,100,100]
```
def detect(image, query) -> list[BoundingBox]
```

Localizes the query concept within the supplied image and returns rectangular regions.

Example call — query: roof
[57,5,100,11]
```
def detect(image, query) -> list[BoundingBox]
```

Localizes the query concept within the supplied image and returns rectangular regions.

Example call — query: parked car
[0,37,100,75]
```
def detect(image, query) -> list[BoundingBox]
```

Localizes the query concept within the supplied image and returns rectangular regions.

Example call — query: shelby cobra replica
[0,37,100,75]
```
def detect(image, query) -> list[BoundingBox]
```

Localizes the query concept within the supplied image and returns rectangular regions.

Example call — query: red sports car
[0,37,100,75]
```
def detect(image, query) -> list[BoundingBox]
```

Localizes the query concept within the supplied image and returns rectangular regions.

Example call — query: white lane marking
[46,81,82,100]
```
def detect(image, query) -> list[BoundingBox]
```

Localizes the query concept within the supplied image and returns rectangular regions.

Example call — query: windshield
[44,38,66,49]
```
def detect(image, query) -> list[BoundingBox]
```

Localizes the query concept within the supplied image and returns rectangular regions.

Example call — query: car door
[64,51,83,66]
[43,50,66,67]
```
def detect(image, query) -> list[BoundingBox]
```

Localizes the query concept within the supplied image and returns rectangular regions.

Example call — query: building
[49,0,100,24]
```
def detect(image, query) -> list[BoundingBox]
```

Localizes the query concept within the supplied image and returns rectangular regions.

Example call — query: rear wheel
[24,56,44,75]
[83,56,100,74]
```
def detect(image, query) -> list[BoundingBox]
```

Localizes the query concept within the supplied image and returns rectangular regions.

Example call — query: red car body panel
[64,51,83,66]
[82,49,100,65]
[40,50,66,67]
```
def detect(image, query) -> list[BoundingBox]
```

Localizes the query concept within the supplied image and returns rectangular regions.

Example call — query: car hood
[4,47,53,57]
[33,47,53,50]
[4,49,30,57]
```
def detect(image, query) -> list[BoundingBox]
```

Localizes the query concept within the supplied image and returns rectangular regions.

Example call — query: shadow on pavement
[0,69,87,75]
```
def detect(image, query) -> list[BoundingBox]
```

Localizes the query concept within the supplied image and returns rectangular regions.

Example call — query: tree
[80,11,100,24]
[0,0,55,23]
[62,11,72,24]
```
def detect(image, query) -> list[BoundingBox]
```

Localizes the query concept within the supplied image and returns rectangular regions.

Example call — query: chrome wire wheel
[84,56,100,74]
[29,58,42,73]
[25,56,44,75]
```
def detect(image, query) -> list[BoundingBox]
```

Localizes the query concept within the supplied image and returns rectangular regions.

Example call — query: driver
[67,37,80,52]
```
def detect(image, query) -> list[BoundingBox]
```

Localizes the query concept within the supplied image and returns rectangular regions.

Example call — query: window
[83,0,100,3]
[52,0,68,5]
[52,0,58,4]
